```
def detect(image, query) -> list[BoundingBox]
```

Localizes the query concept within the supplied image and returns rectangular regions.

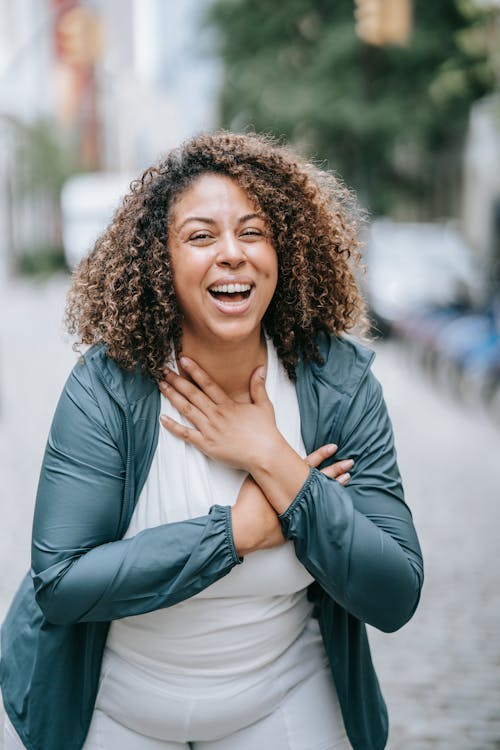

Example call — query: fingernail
[326,444,338,453]
[342,459,354,469]
[179,356,191,368]
[258,366,266,379]
[159,381,167,390]
[338,472,350,483]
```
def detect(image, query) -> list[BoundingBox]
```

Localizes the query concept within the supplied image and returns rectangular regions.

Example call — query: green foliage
[17,246,68,279]
[207,0,497,215]
[9,118,78,276]
[16,118,78,196]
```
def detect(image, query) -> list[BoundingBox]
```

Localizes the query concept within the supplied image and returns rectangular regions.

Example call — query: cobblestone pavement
[1,277,499,749]
[370,343,500,750]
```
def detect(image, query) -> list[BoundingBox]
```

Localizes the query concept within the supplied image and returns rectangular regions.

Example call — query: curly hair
[66,130,368,381]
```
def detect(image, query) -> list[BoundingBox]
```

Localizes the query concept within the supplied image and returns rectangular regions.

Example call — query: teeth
[209,283,251,293]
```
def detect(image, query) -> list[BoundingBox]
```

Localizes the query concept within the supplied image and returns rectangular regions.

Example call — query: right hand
[231,444,354,556]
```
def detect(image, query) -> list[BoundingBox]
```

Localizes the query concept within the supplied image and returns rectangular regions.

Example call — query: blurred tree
[208,0,497,216]
[4,117,78,276]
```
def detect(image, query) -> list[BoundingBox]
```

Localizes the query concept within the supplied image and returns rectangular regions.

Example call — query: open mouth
[208,282,253,304]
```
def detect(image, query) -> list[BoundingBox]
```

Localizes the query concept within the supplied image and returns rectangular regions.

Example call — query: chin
[206,320,263,344]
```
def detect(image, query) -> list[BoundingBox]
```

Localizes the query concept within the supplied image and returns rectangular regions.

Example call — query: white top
[105,336,316,683]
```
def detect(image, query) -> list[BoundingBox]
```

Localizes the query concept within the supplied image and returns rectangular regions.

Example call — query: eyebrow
[176,212,265,231]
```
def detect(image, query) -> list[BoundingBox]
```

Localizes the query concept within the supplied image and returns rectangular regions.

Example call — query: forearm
[248,431,310,514]
[279,468,423,632]
[32,370,244,625]
[32,506,241,625]
[229,473,286,555]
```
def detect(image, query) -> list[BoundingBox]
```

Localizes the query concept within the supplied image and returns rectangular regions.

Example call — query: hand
[159,356,281,472]
[231,444,354,555]
[306,444,354,486]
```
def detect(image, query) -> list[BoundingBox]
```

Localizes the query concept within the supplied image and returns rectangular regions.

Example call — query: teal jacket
[0,334,423,750]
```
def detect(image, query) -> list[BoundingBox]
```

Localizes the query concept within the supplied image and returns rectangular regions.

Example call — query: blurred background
[1,1,500,748]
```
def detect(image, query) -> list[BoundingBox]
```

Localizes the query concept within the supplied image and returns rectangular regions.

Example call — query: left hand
[158,356,283,472]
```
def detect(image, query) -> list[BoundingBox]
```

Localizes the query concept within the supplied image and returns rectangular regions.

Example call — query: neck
[178,330,267,402]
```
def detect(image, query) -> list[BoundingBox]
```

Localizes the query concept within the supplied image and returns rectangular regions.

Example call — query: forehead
[171,174,259,221]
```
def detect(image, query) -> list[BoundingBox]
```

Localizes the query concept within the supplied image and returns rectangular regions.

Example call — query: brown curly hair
[66,130,367,381]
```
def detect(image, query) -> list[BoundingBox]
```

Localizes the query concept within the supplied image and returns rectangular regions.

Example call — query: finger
[249,366,270,405]
[320,458,354,479]
[336,472,351,486]
[159,382,211,430]
[178,356,230,405]
[159,369,216,418]
[159,414,204,448]
[305,444,338,468]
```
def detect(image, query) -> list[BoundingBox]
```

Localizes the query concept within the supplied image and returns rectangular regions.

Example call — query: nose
[216,230,246,268]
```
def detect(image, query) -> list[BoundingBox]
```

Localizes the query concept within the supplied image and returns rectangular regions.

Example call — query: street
[0,276,499,749]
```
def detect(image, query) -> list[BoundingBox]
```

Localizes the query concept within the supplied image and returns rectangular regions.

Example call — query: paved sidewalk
[370,342,500,750]
[1,277,499,749]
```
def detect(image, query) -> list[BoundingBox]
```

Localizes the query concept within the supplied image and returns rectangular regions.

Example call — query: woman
[1,131,423,750]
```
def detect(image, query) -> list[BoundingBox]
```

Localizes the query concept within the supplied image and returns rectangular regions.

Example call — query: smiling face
[168,173,278,351]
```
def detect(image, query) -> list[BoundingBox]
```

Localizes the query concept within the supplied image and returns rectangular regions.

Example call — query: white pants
[3,715,24,750]
[3,667,352,750]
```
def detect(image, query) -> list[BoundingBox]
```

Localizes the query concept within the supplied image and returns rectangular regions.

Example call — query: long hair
[66,130,367,381]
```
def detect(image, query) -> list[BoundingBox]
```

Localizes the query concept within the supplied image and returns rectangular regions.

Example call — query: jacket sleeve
[31,368,241,626]
[279,370,423,633]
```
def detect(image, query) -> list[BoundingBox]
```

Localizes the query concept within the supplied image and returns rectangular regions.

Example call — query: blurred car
[363,219,482,336]
[61,172,135,269]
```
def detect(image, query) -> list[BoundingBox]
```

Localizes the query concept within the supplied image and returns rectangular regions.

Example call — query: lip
[207,276,256,290]
[207,285,255,316]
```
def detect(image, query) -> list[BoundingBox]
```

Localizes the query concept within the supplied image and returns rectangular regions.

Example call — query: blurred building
[0,0,221,277]
[0,1,56,279]
[0,3,54,120]
[98,0,221,172]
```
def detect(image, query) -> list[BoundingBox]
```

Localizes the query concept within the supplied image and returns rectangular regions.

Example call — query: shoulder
[300,332,376,398]
[294,334,379,449]
[68,344,157,408]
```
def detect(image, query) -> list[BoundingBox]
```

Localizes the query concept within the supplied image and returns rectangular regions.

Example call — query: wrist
[246,429,288,476]
[230,504,259,556]
[250,436,310,515]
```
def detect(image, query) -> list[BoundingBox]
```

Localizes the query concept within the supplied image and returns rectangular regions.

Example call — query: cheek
[170,249,209,285]
[255,243,278,277]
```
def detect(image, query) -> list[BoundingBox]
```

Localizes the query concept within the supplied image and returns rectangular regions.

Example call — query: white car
[61,172,135,269]
[363,219,482,335]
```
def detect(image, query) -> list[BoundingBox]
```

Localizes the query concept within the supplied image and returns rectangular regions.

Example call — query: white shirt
[105,336,316,681]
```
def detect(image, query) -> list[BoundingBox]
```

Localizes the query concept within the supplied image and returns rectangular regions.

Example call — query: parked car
[363,219,481,336]
[61,172,135,269]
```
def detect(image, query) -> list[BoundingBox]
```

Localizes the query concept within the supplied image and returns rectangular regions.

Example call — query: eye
[188,231,214,242]
[241,228,264,238]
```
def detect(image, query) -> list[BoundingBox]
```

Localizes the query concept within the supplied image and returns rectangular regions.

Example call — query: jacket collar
[295,333,375,452]
[84,333,375,436]
[84,344,158,408]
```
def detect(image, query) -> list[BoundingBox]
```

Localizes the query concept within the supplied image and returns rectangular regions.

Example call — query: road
[1,276,499,749]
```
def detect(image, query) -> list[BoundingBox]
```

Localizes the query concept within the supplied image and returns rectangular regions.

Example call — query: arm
[277,372,423,632]
[31,368,240,626]
[160,359,423,633]
[231,446,354,556]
